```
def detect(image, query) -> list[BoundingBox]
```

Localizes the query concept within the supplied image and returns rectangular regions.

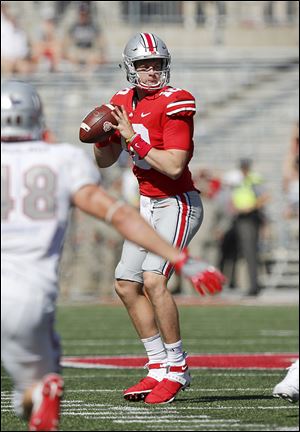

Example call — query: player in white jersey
[1,80,225,431]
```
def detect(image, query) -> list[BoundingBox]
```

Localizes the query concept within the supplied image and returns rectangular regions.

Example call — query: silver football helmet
[122,33,171,90]
[1,80,45,142]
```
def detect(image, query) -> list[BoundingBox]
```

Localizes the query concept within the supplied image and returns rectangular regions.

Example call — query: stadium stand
[2,1,298,299]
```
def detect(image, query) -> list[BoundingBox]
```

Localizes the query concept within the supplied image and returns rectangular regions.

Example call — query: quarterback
[93,33,213,404]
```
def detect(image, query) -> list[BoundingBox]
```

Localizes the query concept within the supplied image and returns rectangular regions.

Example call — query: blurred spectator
[210,172,239,289]
[63,2,106,72]
[224,158,271,296]
[282,121,299,220]
[264,1,276,25]
[31,9,64,72]
[196,1,206,25]
[193,169,235,287]
[1,3,34,75]
[54,1,73,22]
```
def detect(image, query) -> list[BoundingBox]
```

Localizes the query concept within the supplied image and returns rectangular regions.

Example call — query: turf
[1,304,299,431]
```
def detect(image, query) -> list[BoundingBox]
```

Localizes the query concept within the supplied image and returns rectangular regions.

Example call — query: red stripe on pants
[164,194,189,278]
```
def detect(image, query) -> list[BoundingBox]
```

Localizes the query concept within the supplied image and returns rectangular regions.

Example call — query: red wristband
[127,134,152,159]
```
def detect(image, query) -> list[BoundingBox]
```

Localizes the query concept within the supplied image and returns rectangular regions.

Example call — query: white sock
[165,340,185,365]
[141,333,167,364]
[31,382,43,413]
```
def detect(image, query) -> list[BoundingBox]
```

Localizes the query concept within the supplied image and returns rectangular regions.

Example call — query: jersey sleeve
[165,89,196,118]
[65,146,101,195]
[163,117,194,151]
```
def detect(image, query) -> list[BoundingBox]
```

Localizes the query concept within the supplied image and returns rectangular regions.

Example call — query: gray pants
[235,214,261,295]
[115,191,203,284]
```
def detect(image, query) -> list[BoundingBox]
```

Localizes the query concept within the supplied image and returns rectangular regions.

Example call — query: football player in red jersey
[93,33,224,404]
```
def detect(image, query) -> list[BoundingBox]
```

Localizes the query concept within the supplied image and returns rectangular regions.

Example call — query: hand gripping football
[79,104,118,143]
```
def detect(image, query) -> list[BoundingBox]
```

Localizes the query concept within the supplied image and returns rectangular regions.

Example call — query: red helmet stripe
[141,33,156,53]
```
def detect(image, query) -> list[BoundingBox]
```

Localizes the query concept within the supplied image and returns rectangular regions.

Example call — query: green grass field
[1,304,299,431]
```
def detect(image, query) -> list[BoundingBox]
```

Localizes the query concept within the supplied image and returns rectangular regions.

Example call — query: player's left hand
[174,248,226,296]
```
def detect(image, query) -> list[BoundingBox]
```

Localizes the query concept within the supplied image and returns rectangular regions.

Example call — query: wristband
[127,134,153,159]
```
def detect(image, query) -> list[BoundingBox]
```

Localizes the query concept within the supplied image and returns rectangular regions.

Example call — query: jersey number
[1,165,56,220]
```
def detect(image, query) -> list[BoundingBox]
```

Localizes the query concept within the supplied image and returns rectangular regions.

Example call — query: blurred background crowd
[1,0,299,300]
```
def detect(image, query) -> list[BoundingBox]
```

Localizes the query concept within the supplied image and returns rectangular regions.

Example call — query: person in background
[205,168,241,290]
[63,2,106,72]
[32,9,64,73]
[226,158,270,296]
[1,3,34,75]
[1,80,224,431]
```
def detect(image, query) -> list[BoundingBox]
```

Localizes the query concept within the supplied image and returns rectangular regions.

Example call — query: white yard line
[0,386,280,395]
[2,393,297,432]
[62,338,297,346]
[260,330,298,336]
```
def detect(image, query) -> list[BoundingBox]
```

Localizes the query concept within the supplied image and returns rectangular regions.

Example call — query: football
[79,104,118,143]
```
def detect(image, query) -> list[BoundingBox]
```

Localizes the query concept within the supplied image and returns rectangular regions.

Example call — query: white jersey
[1,140,100,291]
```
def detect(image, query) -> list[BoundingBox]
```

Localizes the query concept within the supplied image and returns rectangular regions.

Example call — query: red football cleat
[28,373,64,431]
[144,364,191,405]
[124,362,167,401]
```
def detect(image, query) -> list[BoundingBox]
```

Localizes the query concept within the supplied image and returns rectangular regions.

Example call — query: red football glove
[174,248,226,296]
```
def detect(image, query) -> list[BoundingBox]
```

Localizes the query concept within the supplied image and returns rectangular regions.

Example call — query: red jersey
[110,85,197,198]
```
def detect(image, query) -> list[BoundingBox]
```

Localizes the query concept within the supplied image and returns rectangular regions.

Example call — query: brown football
[79,104,118,143]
